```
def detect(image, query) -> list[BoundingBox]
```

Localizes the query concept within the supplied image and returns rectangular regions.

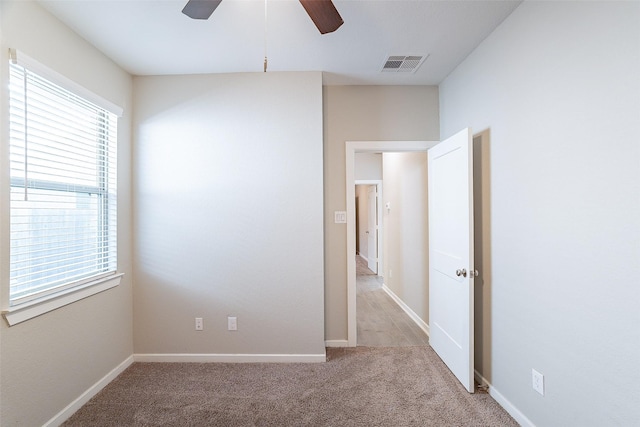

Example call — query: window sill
[2,273,123,326]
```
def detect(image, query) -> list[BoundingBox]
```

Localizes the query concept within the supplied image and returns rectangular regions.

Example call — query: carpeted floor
[63,346,517,426]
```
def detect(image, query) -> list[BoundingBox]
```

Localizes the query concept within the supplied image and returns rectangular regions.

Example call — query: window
[8,52,118,309]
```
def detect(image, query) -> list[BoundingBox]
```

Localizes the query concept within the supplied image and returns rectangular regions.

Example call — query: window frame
[2,49,124,326]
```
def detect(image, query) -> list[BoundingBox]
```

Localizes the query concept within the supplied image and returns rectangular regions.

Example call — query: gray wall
[323,85,439,341]
[440,1,640,425]
[132,72,325,357]
[0,2,133,425]
[382,152,429,324]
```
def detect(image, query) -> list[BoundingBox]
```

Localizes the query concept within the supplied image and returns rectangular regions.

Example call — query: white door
[366,185,378,273]
[428,128,475,393]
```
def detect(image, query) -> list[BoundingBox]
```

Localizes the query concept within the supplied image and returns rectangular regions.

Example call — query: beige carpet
[63,347,517,426]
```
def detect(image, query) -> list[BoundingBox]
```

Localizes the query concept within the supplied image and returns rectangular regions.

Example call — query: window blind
[9,59,118,306]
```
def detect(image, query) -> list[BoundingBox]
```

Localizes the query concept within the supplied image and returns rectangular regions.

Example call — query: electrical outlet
[195,317,203,331]
[532,369,544,395]
[228,316,237,331]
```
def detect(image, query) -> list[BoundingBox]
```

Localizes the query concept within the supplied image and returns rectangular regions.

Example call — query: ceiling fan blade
[182,0,222,20]
[299,0,344,34]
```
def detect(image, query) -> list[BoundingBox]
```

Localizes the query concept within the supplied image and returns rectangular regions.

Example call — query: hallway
[356,256,429,347]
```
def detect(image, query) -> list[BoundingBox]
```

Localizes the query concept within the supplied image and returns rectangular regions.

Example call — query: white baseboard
[44,355,134,427]
[325,339,349,347]
[133,353,326,363]
[358,254,369,263]
[474,370,536,427]
[382,284,430,337]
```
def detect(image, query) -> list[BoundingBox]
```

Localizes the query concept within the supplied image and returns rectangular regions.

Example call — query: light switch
[334,211,347,224]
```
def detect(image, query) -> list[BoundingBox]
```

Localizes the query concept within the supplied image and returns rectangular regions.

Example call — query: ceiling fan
[182,0,344,34]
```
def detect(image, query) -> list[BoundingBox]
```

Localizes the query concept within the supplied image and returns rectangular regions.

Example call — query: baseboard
[381,284,430,337]
[133,353,327,363]
[474,370,536,427]
[358,254,369,263]
[43,355,134,427]
[325,339,349,347]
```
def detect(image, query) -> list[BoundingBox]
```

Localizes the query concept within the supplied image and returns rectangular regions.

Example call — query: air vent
[381,55,428,73]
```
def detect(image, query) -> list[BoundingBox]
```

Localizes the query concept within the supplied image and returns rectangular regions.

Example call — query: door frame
[355,180,382,274]
[346,140,438,346]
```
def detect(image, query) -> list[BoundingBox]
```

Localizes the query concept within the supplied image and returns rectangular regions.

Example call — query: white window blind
[9,56,118,307]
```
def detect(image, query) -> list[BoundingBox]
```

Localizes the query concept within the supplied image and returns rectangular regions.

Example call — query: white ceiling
[38,0,521,85]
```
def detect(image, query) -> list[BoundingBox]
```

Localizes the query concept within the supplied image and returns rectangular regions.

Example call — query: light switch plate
[334,211,347,223]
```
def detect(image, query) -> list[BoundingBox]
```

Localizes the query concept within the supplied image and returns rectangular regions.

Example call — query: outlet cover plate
[228,316,237,331]
[532,369,544,395]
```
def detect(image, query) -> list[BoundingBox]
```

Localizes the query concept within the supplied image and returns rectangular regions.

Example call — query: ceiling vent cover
[381,55,428,73]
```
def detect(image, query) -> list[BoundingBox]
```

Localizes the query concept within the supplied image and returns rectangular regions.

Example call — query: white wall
[0,2,133,425]
[132,72,325,357]
[323,85,439,341]
[382,153,429,323]
[440,2,640,425]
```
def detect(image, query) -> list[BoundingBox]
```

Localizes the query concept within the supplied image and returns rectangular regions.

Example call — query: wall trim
[43,355,134,427]
[382,284,430,337]
[133,353,327,363]
[474,370,536,427]
[325,339,349,347]
[3,273,123,326]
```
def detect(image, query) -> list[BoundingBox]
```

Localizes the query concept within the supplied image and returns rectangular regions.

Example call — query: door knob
[456,269,467,277]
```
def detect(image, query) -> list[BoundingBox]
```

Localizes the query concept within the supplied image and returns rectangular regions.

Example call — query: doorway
[346,131,487,395]
[346,141,437,347]
[354,180,382,275]
[354,178,430,346]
